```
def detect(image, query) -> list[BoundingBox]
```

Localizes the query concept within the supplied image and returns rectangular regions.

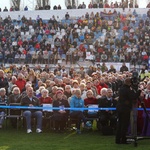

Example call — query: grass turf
[0,128,150,150]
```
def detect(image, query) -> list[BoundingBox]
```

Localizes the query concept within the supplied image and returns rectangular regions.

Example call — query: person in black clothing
[21,86,42,133]
[0,70,9,94]
[3,7,8,12]
[120,62,129,73]
[65,12,70,20]
[53,5,57,10]
[52,91,69,132]
[115,77,140,144]
[98,88,117,129]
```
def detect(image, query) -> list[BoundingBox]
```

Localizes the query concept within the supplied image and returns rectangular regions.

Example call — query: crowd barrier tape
[0,105,150,111]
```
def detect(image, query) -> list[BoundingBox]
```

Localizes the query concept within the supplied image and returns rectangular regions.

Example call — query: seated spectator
[52,91,69,132]
[0,70,9,93]
[0,88,8,128]
[8,87,21,128]
[98,88,115,128]
[8,76,17,94]
[15,73,26,93]
[79,83,87,100]
[70,89,92,134]
[21,86,42,133]
[84,90,97,106]
[9,87,20,104]
[64,85,72,100]
[39,88,52,105]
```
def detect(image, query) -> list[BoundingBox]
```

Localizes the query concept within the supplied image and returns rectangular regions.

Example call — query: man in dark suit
[21,86,42,133]
[115,78,140,144]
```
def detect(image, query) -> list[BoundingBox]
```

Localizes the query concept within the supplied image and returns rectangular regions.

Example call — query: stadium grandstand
[0,2,149,71]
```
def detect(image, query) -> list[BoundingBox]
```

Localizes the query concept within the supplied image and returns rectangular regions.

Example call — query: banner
[100,11,117,18]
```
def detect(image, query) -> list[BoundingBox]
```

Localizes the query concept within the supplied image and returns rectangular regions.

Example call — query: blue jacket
[70,95,84,113]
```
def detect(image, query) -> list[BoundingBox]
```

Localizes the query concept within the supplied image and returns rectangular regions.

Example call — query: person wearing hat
[115,77,141,144]
[52,90,70,133]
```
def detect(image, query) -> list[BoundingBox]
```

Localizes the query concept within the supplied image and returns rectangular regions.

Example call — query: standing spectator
[135,3,139,8]
[115,78,141,144]
[120,63,129,73]
[24,6,28,11]
[35,5,39,10]
[82,2,86,9]
[21,86,42,133]
[3,7,8,12]
[108,65,116,73]
[10,6,14,11]
[65,12,70,20]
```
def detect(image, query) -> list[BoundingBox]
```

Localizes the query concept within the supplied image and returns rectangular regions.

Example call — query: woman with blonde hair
[26,69,38,89]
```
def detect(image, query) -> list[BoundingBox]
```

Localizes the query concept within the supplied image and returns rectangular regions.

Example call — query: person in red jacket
[93,79,102,95]
[84,90,98,106]
[99,77,108,89]
[39,88,53,129]
[39,89,52,105]
[15,73,26,93]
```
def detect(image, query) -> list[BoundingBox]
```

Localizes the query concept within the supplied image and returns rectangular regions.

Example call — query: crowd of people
[0,7,149,141]
[1,1,150,11]
[0,61,150,137]
[0,8,149,65]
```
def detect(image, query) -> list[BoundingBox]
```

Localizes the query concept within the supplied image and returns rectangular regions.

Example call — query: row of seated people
[0,85,117,134]
[0,9,149,65]
[0,82,150,136]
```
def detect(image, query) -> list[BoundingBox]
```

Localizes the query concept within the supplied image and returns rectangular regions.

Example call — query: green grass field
[0,128,150,150]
